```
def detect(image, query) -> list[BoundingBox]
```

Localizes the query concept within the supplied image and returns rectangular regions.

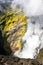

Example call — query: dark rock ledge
[0,55,42,65]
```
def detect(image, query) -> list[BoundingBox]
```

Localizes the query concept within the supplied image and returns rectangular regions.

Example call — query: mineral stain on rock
[0,8,27,53]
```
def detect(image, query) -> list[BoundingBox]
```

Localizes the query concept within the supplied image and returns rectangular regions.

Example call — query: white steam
[11,0,43,16]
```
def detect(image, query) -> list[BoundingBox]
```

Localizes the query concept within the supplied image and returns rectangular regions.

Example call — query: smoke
[0,0,12,13]
[0,0,43,16]
[11,0,43,16]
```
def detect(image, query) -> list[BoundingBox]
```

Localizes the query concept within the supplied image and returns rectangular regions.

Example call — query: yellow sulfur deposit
[0,8,27,53]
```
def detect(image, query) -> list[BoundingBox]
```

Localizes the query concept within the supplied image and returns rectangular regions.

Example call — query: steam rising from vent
[11,0,43,16]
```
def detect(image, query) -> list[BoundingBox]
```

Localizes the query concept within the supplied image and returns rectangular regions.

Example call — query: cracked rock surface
[0,55,42,65]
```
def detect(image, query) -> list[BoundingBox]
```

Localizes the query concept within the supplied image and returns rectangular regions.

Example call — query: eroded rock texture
[0,55,42,65]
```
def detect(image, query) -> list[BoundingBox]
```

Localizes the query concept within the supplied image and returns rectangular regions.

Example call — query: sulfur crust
[0,8,27,53]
